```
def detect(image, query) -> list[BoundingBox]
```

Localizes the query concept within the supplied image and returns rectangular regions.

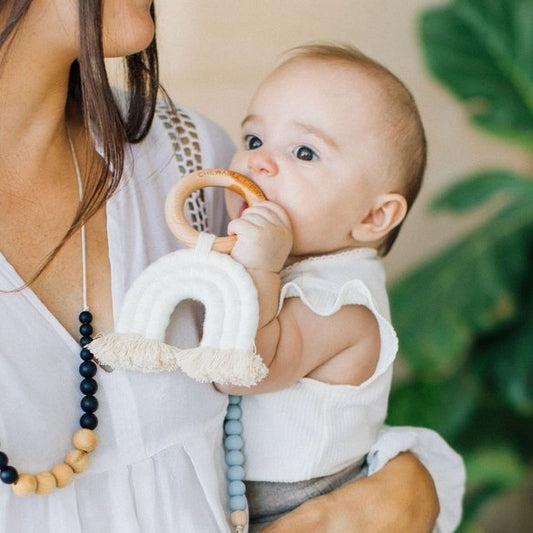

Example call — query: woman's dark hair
[0,0,160,283]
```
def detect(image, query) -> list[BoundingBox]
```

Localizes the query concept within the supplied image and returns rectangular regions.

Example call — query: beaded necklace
[0,129,99,496]
[224,394,247,532]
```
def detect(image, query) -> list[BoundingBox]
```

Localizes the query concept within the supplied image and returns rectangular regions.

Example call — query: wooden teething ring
[165,168,266,253]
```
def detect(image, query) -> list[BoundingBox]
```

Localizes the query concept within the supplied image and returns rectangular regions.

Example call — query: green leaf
[390,178,533,377]
[474,280,533,415]
[430,170,533,212]
[460,446,528,524]
[464,446,527,494]
[387,375,478,440]
[492,325,533,415]
[419,0,533,149]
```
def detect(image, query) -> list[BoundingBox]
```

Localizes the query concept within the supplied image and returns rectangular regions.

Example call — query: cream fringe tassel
[88,333,268,387]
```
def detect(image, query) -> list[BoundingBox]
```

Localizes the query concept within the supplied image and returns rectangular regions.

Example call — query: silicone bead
[80,378,98,395]
[65,450,88,473]
[0,451,8,469]
[51,463,74,488]
[79,361,97,378]
[79,323,93,336]
[80,395,99,413]
[79,310,93,323]
[73,429,98,453]
[80,348,93,361]
[228,395,242,405]
[79,336,93,347]
[228,480,246,496]
[0,466,18,484]
[224,420,243,435]
[230,510,247,527]
[225,450,244,466]
[35,472,57,495]
[11,473,37,496]
[229,495,247,512]
[224,435,243,451]
[80,413,98,430]
[225,405,242,420]
[227,465,245,481]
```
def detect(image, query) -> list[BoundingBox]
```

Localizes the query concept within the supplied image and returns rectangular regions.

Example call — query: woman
[0,1,463,531]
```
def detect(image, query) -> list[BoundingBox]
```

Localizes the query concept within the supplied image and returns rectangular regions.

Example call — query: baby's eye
[292,145,318,161]
[245,135,263,150]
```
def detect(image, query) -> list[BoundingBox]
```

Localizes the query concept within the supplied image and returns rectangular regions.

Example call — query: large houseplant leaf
[387,374,479,441]
[389,170,533,378]
[420,0,533,149]
[461,446,529,524]
[473,274,533,416]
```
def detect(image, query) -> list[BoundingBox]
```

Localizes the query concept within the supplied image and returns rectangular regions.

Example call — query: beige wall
[155,0,532,279]
[152,3,533,528]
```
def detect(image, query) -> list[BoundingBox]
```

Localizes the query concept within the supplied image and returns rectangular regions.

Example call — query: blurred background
[150,1,533,531]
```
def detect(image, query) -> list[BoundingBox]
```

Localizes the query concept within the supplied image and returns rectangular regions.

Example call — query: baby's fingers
[244,201,292,229]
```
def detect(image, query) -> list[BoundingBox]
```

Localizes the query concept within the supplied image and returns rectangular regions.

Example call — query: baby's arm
[226,201,293,345]
[217,201,380,395]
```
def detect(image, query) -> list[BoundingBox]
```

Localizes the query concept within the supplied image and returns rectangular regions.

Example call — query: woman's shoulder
[110,87,234,170]
[146,97,235,169]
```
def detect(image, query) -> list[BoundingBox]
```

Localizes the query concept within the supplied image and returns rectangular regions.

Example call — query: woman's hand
[258,452,439,533]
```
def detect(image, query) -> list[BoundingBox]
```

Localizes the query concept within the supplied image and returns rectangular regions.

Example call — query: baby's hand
[228,201,293,272]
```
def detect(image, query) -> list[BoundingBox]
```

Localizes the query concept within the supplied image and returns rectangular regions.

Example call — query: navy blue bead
[79,336,93,347]
[80,348,93,361]
[0,466,18,484]
[80,378,98,395]
[0,451,8,470]
[80,413,98,430]
[79,323,93,336]
[79,361,97,378]
[81,395,99,413]
[79,310,93,324]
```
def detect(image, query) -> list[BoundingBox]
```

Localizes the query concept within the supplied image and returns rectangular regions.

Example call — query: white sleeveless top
[0,103,236,533]
[242,248,398,482]
[0,105,465,532]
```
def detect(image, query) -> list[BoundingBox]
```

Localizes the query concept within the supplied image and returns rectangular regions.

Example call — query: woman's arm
[259,425,465,533]
[259,452,439,533]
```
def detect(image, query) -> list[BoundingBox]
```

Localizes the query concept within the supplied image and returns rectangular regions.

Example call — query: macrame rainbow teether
[88,169,268,387]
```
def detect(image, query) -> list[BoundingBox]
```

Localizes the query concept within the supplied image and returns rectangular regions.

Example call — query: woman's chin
[103,20,155,58]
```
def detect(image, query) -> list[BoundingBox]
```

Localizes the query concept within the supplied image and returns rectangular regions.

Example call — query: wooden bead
[65,449,88,473]
[230,510,247,527]
[35,471,57,495]
[73,428,98,453]
[11,473,37,496]
[51,463,74,488]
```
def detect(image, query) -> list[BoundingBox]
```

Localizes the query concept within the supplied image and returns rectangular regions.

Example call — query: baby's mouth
[238,201,248,217]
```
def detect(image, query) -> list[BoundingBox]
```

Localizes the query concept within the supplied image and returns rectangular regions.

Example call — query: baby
[218,43,426,530]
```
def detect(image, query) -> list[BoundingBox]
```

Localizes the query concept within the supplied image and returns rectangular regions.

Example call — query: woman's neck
[0,22,75,186]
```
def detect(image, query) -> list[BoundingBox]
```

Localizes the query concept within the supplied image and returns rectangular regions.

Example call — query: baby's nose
[247,148,278,177]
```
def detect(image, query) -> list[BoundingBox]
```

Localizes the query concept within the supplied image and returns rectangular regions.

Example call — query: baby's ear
[351,193,407,244]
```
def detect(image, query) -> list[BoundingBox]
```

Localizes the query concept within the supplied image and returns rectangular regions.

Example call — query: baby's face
[228,58,392,258]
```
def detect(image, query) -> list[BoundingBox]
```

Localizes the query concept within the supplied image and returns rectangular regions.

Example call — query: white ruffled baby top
[242,248,398,482]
